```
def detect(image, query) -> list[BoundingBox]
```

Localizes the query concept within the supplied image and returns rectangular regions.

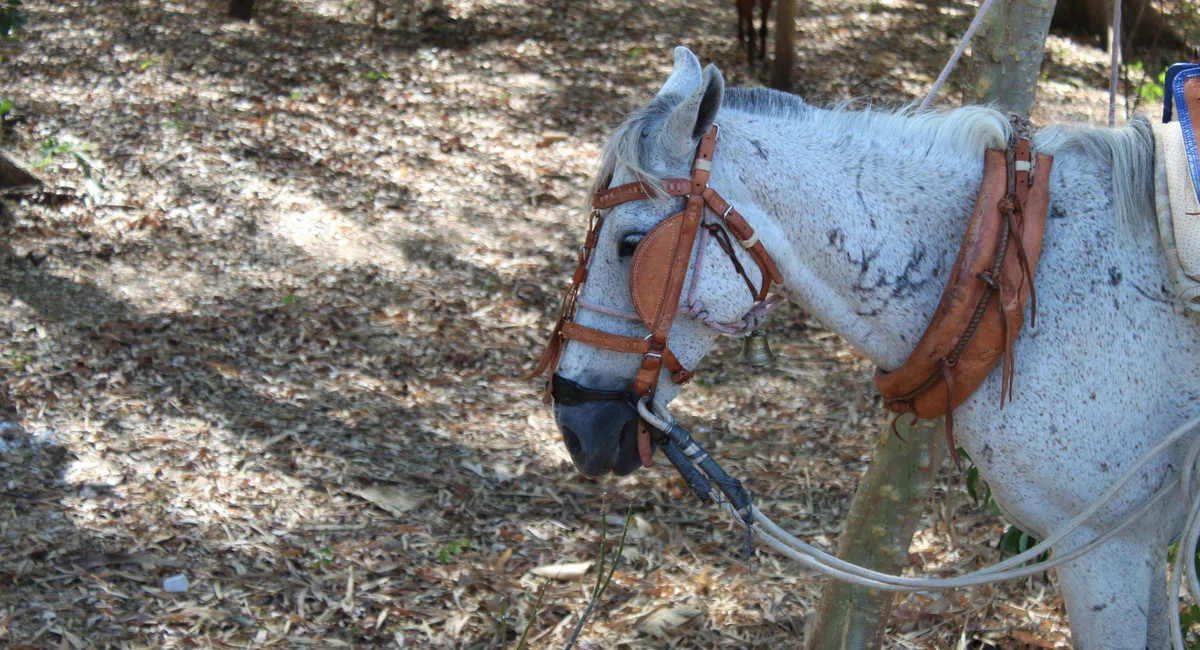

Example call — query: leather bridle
[528,125,784,467]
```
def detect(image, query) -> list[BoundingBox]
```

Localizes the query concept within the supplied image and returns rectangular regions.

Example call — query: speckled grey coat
[553,47,1197,649]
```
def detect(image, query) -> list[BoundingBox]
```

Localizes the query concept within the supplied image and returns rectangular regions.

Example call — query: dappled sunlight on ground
[0,0,1156,647]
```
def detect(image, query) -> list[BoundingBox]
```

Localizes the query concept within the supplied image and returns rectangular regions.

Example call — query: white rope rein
[1109,0,1122,127]
[920,0,1123,127]
[639,398,1200,649]
[918,0,996,111]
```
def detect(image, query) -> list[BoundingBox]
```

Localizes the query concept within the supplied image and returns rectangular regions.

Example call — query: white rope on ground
[640,396,1200,650]
[918,0,996,111]
[1108,0,1122,126]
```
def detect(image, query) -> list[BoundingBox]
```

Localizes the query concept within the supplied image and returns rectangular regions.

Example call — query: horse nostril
[561,423,583,459]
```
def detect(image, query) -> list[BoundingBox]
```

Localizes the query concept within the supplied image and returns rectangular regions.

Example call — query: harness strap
[529,124,783,468]
[874,139,1053,462]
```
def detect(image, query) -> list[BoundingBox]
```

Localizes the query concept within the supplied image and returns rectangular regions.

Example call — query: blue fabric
[1164,63,1200,123]
[1172,66,1200,206]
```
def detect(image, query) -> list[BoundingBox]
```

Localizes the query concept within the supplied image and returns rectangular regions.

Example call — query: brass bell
[736,329,777,366]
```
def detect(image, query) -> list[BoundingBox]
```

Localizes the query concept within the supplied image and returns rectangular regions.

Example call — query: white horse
[549,47,1198,648]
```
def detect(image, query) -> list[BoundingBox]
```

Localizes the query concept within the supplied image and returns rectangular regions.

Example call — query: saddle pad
[1152,120,1200,309]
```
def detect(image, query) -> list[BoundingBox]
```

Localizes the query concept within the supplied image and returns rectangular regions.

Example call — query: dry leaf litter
[0,0,1172,647]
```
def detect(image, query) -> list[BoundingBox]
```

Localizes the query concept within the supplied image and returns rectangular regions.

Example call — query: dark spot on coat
[1109,267,1122,285]
[751,139,768,160]
[1090,392,1096,400]
[827,229,846,252]
[1100,462,1109,472]
[1092,603,1107,612]
[1048,204,1067,220]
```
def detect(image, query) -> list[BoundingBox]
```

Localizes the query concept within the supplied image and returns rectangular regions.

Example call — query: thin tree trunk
[0,149,41,190]
[229,0,256,21]
[769,0,797,91]
[806,5,1056,646]
[962,0,1057,115]
[1052,0,1184,51]
[805,417,944,650]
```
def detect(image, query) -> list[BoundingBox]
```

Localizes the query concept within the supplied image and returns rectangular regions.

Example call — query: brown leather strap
[562,321,647,354]
[874,146,1053,423]
[592,179,691,209]
[701,188,785,297]
[560,322,691,379]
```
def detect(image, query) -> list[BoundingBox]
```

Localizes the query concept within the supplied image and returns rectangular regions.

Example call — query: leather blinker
[630,211,687,329]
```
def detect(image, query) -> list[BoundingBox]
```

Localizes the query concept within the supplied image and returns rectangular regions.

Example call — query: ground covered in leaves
[0,0,1168,647]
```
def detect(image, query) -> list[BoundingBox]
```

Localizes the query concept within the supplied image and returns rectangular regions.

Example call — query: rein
[528,124,784,467]
[639,397,1200,606]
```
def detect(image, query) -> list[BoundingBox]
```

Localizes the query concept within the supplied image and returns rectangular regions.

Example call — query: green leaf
[999,524,1039,558]
[0,99,11,117]
[438,547,449,563]
[628,46,646,59]
[966,465,980,503]
[139,59,159,71]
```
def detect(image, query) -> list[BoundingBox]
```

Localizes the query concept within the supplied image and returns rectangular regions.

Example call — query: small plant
[997,525,1048,563]
[312,547,333,567]
[961,447,999,516]
[960,448,1046,568]
[501,582,547,650]
[282,294,301,308]
[139,59,159,72]
[627,46,646,59]
[437,539,471,563]
[1,0,25,40]
[35,137,94,172]
[0,99,12,119]
[564,507,633,650]
[363,70,390,81]
[10,352,32,372]
[1131,61,1166,103]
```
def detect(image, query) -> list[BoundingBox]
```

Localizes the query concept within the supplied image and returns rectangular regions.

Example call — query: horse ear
[655,47,704,101]
[658,61,725,160]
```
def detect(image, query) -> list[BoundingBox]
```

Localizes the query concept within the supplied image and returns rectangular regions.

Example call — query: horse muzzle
[550,374,654,476]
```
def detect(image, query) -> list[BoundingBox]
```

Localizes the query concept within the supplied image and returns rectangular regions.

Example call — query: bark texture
[962,0,1057,114]
[769,0,797,91]
[804,417,944,650]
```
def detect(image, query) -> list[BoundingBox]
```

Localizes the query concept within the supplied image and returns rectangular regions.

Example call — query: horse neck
[722,108,991,369]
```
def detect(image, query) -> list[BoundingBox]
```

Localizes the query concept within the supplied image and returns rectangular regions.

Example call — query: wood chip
[528,561,593,580]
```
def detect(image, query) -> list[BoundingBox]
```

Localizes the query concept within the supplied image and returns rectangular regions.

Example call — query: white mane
[591,86,1155,228]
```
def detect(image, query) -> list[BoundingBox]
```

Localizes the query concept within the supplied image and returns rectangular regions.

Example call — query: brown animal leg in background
[736,0,754,64]
[759,0,772,64]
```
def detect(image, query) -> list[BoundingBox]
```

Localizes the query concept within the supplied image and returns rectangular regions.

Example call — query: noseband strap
[528,125,783,466]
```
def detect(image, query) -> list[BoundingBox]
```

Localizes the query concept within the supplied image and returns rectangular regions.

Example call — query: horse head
[539,48,775,476]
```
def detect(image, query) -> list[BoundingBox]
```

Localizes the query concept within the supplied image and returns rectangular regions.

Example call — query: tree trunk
[769,0,797,91]
[0,149,41,190]
[1052,0,1184,51]
[805,4,1058,646]
[962,0,1057,115]
[229,0,256,21]
[804,417,944,650]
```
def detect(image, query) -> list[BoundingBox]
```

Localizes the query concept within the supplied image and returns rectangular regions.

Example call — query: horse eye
[618,234,643,258]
